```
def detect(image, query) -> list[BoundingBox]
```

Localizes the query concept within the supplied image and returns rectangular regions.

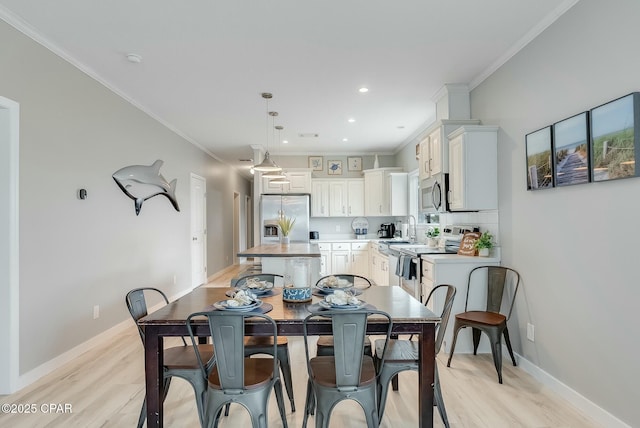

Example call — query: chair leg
[486,329,504,384]
[137,398,146,428]
[302,380,314,428]
[472,327,482,355]
[377,366,400,424]
[446,321,463,367]
[273,379,289,428]
[503,327,517,366]
[391,373,399,391]
[433,365,450,428]
[277,346,296,412]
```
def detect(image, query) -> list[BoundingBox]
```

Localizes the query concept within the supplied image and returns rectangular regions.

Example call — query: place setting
[226,277,281,298]
[307,289,375,313]
[207,289,273,314]
[312,275,363,297]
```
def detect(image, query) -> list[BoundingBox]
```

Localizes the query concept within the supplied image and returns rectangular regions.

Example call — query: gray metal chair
[314,274,374,357]
[233,273,295,412]
[447,266,521,384]
[302,309,393,428]
[186,310,288,428]
[125,287,212,428]
[373,284,457,427]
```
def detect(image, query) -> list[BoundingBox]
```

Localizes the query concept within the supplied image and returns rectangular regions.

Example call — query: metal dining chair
[373,284,457,427]
[447,266,521,383]
[125,287,212,428]
[232,273,295,412]
[314,274,374,357]
[302,309,393,428]
[186,310,288,428]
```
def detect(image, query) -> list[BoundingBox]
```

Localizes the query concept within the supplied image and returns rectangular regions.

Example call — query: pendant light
[262,116,287,179]
[270,125,291,184]
[253,93,283,172]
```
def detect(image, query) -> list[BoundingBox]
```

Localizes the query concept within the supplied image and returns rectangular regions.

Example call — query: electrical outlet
[93,305,100,319]
[527,323,535,342]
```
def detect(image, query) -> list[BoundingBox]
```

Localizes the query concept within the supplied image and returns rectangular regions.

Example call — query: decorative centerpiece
[474,231,494,257]
[278,216,295,245]
[426,226,440,247]
[282,258,312,302]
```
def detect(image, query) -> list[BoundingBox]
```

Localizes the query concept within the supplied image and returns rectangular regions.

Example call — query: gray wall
[471,0,639,425]
[0,20,250,374]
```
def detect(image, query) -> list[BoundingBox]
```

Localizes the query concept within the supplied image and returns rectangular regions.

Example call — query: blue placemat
[226,288,281,298]
[204,302,273,314]
[307,302,376,313]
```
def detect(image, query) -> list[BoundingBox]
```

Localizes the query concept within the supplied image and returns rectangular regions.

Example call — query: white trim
[0,96,19,394]
[469,0,581,90]
[515,352,631,428]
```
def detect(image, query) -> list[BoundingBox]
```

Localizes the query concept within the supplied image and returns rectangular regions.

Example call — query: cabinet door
[331,251,350,274]
[311,180,329,217]
[419,137,430,180]
[287,172,311,193]
[448,135,464,210]
[386,172,408,216]
[320,251,331,276]
[429,128,443,175]
[346,179,365,217]
[364,171,385,215]
[263,176,288,193]
[329,181,347,217]
[351,250,369,277]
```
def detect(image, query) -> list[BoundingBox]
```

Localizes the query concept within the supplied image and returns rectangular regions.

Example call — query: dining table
[138,284,440,428]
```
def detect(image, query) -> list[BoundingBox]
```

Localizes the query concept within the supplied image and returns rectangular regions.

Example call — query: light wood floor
[0,265,601,428]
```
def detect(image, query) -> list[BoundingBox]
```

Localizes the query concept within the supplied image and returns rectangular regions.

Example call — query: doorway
[1,96,19,394]
[233,192,240,265]
[190,174,207,288]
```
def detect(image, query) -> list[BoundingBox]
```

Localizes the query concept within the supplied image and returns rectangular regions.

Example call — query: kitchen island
[237,243,322,287]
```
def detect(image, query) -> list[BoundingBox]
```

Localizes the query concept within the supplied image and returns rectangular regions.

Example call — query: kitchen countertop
[237,243,321,258]
[420,249,501,264]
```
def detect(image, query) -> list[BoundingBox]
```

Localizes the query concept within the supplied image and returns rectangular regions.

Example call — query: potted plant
[426,227,440,247]
[474,231,494,256]
[278,216,296,245]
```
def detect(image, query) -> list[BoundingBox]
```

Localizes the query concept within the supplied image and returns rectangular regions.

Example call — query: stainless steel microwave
[420,173,449,213]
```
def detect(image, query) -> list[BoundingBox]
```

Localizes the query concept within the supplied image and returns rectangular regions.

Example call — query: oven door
[400,257,421,300]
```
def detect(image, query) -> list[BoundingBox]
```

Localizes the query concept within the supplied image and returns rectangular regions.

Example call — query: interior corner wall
[470,0,639,425]
[0,20,250,377]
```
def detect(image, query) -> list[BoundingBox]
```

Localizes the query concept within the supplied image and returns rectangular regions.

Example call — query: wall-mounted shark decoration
[112,160,180,215]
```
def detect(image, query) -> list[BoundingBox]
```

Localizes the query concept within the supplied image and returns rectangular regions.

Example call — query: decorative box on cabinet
[448,125,499,211]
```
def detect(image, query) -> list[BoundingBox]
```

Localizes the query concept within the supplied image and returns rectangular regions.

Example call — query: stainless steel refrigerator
[260,193,310,244]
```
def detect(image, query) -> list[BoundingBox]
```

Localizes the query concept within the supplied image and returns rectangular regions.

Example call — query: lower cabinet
[319,241,370,277]
[369,243,389,286]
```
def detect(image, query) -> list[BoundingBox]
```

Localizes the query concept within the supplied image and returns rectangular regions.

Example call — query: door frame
[1,96,20,394]
[190,173,207,288]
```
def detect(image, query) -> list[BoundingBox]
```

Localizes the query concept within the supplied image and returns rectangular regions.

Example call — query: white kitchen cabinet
[363,168,406,216]
[262,169,311,194]
[368,242,389,286]
[350,242,369,277]
[327,242,369,276]
[420,255,500,354]
[311,178,364,217]
[448,125,499,211]
[311,180,329,217]
[318,242,332,276]
[331,251,350,274]
[417,119,481,181]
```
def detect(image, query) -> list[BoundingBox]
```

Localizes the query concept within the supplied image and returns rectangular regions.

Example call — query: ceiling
[0,0,577,177]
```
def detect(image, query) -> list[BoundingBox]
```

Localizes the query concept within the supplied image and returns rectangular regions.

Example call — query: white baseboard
[515,352,630,428]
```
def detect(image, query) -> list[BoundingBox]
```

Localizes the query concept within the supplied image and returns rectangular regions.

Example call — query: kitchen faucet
[407,215,417,243]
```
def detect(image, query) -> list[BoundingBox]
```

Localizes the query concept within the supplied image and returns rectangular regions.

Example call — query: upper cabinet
[448,125,499,211]
[262,169,311,194]
[363,168,407,216]
[311,178,364,217]
[418,119,481,181]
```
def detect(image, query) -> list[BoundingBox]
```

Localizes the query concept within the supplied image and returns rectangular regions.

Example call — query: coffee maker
[378,223,396,239]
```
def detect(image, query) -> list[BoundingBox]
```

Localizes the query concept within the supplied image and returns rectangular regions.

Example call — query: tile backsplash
[415,210,499,245]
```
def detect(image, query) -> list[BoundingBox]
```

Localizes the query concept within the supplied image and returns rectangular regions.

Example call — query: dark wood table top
[139,285,439,330]
[236,243,321,258]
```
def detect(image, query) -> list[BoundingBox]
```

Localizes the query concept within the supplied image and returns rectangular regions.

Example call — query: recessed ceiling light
[342,138,348,142]
[348,118,356,123]
[358,87,369,93]
[282,140,289,144]
[126,53,142,63]
[397,125,405,129]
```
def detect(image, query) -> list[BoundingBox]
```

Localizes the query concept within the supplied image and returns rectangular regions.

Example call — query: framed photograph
[525,126,554,190]
[347,157,362,171]
[590,92,640,182]
[308,156,323,171]
[553,112,590,187]
[327,160,343,175]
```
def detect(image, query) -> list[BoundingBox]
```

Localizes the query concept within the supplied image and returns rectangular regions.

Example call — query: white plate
[237,286,273,296]
[316,281,353,291]
[318,300,367,310]
[213,299,262,311]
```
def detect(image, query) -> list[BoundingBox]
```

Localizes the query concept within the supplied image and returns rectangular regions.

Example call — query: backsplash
[415,210,500,245]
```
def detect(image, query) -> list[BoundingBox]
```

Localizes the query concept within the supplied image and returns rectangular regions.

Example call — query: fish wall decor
[112,160,180,215]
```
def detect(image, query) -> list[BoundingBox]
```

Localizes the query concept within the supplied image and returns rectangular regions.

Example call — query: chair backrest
[303,309,392,392]
[233,273,283,288]
[424,284,457,353]
[125,287,172,345]
[315,274,373,289]
[186,311,278,393]
[465,266,521,319]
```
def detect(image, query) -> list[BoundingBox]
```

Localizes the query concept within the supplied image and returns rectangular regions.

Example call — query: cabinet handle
[342,206,345,214]
[348,206,351,215]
